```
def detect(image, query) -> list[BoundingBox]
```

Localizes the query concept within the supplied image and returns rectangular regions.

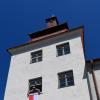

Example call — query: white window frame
[58,70,74,88]
[30,50,42,63]
[56,42,70,57]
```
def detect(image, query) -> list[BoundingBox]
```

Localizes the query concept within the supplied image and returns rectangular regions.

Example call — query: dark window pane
[31,52,35,57]
[35,84,42,92]
[57,48,63,56]
[64,43,70,54]
[38,57,42,62]
[67,76,73,81]
[31,58,36,63]
[60,82,66,88]
[59,74,65,79]
[67,80,74,86]
[38,51,42,56]
[59,78,66,88]
[64,46,70,54]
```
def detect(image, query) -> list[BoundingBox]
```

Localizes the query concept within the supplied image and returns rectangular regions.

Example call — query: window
[58,70,74,88]
[28,77,42,95]
[31,50,42,63]
[56,42,70,56]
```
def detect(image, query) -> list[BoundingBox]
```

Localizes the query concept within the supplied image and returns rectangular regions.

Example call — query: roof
[86,58,100,63]
[29,23,69,39]
[7,24,84,55]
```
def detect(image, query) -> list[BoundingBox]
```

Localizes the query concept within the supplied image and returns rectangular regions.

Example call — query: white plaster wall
[4,31,90,100]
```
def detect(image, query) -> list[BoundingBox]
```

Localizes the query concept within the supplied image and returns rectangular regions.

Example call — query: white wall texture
[4,30,90,100]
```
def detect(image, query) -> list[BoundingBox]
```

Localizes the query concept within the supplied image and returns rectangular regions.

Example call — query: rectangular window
[58,70,74,88]
[56,42,70,56]
[28,77,42,95]
[31,50,42,63]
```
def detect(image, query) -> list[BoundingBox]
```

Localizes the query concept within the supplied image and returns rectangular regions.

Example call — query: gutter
[90,60,100,100]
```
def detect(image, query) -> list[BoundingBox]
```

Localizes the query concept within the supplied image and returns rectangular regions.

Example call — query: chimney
[45,16,59,28]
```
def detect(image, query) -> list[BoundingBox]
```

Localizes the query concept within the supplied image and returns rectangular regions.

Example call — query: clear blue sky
[0,0,100,99]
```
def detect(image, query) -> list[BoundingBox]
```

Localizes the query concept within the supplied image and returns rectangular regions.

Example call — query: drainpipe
[90,60,100,100]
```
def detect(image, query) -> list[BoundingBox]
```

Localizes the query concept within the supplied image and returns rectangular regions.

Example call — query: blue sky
[0,0,100,99]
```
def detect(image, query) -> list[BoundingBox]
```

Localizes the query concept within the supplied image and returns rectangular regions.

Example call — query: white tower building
[4,16,91,100]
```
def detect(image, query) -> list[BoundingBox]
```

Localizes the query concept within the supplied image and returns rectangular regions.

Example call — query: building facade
[86,59,100,100]
[4,17,93,100]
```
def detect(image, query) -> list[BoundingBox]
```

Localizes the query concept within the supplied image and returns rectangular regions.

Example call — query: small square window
[30,50,42,63]
[56,42,70,57]
[28,77,42,95]
[58,70,74,88]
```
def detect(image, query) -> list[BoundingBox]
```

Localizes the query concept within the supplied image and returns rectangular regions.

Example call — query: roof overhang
[7,26,84,55]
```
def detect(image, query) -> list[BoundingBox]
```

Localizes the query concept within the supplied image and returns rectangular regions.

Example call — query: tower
[4,16,90,100]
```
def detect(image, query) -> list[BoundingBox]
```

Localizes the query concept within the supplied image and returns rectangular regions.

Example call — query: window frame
[28,77,42,94]
[58,70,74,88]
[30,50,42,64]
[56,42,70,57]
